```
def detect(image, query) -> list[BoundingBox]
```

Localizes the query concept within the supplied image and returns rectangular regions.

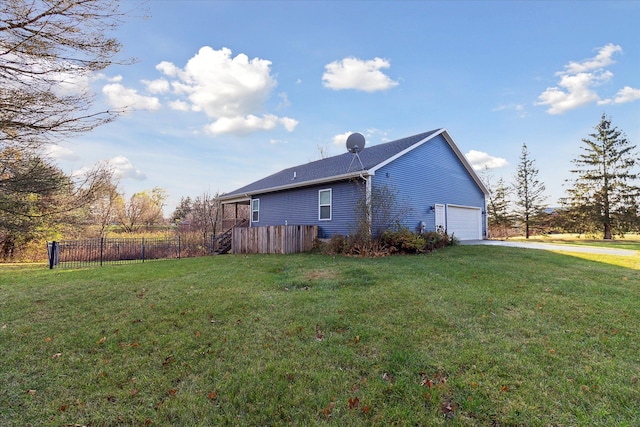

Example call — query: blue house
[218,129,488,241]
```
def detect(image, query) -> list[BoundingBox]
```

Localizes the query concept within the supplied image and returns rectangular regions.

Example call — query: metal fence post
[178,235,181,259]
[100,237,104,267]
[142,238,145,262]
[48,241,57,269]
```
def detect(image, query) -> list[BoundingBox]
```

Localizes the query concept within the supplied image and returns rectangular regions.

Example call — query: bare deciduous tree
[116,187,167,233]
[1,0,135,150]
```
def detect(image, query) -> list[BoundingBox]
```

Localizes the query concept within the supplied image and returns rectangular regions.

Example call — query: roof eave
[218,170,372,203]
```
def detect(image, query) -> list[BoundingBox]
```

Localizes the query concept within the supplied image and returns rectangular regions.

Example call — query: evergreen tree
[564,114,638,239]
[479,167,513,237]
[513,143,547,239]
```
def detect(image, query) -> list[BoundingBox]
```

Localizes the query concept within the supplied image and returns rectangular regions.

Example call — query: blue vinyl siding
[246,133,486,239]
[250,180,361,238]
[372,134,486,236]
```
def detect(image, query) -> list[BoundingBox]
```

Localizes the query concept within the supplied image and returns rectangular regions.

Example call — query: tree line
[484,114,639,239]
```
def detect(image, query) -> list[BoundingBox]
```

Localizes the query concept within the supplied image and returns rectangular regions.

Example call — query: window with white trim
[251,198,260,223]
[319,189,332,220]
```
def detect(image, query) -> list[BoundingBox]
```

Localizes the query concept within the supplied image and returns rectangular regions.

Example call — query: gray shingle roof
[220,129,442,200]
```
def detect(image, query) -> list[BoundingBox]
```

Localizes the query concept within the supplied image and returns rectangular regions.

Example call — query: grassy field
[507,233,640,251]
[1,246,638,426]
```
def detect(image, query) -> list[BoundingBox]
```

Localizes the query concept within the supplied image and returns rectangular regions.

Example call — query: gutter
[218,170,372,203]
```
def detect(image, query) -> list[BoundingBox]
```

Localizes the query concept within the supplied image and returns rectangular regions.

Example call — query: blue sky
[49,0,640,214]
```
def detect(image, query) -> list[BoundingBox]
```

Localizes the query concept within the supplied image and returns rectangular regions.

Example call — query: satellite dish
[346,132,366,153]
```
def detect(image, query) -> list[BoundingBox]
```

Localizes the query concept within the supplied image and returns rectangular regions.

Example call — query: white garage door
[446,205,482,241]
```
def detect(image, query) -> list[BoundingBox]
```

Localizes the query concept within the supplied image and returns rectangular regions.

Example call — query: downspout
[483,196,488,239]
[361,173,373,238]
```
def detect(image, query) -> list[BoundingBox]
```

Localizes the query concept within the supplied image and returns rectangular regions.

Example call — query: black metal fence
[47,235,221,269]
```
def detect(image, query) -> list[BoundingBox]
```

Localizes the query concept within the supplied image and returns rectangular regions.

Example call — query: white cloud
[108,155,147,181]
[43,144,80,161]
[535,44,629,115]
[156,61,179,77]
[205,114,298,135]
[492,103,527,118]
[279,117,299,132]
[277,92,291,109]
[102,83,161,111]
[154,46,295,135]
[605,86,640,105]
[563,43,622,74]
[169,100,190,111]
[332,131,355,146]
[322,57,399,92]
[465,150,508,170]
[536,72,609,114]
[142,78,170,94]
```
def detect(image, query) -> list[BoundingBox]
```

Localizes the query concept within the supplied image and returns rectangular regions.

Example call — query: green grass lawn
[508,233,640,251]
[1,246,638,426]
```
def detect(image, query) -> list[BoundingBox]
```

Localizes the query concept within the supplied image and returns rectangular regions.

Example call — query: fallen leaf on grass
[130,389,138,396]
[322,401,335,418]
[354,335,360,344]
[420,375,433,388]
[362,405,370,414]
[52,352,62,359]
[195,330,201,339]
[59,404,67,412]
[348,396,359,409]
[207,391,218,401]
[44,337,51,342]
[167,389,177,396]
[26,389,36,395]
[97,336,106,345]
[441,400,455,419]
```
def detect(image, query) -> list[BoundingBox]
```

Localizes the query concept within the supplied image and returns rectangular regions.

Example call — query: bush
[321,228,456,257]
[326,234,348,254]
[380,228,426,254]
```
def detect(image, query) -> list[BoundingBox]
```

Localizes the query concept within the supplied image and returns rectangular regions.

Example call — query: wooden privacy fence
[232,225,318,254]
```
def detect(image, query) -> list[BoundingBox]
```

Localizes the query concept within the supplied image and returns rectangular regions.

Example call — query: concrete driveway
[460,239,637,256]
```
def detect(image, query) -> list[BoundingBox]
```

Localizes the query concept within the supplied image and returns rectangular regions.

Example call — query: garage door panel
[447,206,481,240]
